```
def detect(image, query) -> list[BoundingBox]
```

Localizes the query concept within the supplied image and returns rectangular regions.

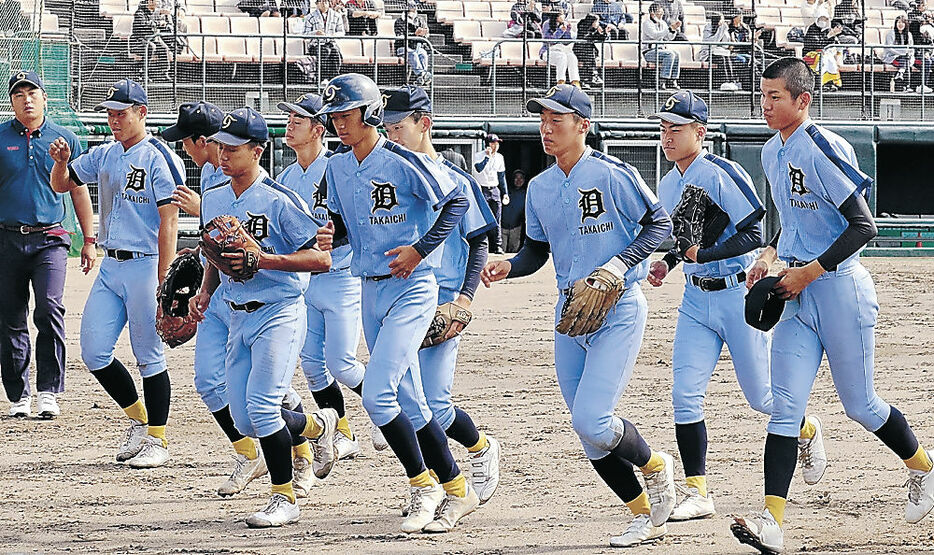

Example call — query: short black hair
[406,110,432,124]
[762,57,815,98]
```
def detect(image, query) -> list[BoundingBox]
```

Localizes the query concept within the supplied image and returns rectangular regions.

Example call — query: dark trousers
[309,41,343,80]
[0,227,69,402]
[482,186,503,252]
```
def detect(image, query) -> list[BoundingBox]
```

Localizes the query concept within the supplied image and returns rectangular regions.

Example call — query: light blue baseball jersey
[658,150,764,278]
[324,137,459,278]
[200,161,228,193]
[69,135,185,253]
[201,170,321,304]
[277,149,352,270]
[762,120,873,266]
[525,147,660,290]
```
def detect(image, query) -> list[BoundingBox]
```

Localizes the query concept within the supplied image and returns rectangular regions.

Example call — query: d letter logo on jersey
[578,188,606,222]
[312,183,328,211]
[244,212,270,241]
[371,181,399,212]
[125,165,147,192]
[788,164,810,196]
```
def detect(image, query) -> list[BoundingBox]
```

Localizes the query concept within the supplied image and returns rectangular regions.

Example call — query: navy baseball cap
[382,86,432,125]
[278,93,326,125]
[485,133,502,144]
[527,84,593,119]
[8,70,44,94]
[744,276,788,332]
[651,90,708,125]
[162,101,224,142]
[95,79,148,111]
[210,107,269,146]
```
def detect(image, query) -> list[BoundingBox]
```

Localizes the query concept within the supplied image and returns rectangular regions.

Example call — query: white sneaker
[423,484,481,533]
[731,510,783,554]
[116,420,148,462]
[37,392,59,418]
[127,435,170,468]
[400,483,446,533]
[609,513,667,547]
[371,421,389,451]
[917,84,933,93]
[246,493,300,528]
[335,433,361,460]
[218,449,267,497]
[906,455,934,524]
[668,485,715,521]
[720,81,739,91]
[8,395,31,418]
[292,455,319,498]
[643,451,676,526]
[798,415,827,485]
[468,436,501,504]
[310,408,339,479]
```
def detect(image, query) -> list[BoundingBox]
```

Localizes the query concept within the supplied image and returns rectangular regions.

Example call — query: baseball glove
[421,302,473,349]
[199,215,262,281]
[155,251,204,348]
[556,268,625,337]
[670,184,730,258]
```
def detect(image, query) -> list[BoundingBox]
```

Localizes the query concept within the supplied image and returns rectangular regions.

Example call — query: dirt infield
[2,256,934,554]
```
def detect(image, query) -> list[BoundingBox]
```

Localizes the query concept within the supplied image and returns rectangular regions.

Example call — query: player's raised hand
[745,258,770,289]
[317,221,335,252]
[172,185,202,217]
[386,244,422,278]
[49,137,71,164]
[481,260,512,287]
[647,260,668,287]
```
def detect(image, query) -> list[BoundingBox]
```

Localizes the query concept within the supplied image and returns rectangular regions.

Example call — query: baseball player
[481,84,677,548]
[49,79,181,469]
[381,85,502,509]
[732,57,934,554]
[188,107,337,527]
[286,73,478,534]
[276,92,367,462]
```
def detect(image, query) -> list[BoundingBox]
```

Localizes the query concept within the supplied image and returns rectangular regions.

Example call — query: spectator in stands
[440,148,468,171]
[330,0,350,30]
[803,12,844,90]
[908,0,934,46]
[886,15,915,91]
[800,0,833,25]
[304,0,345,85]
[592,0,633,38]
[831,0,861,44]
[540,0,570,29]
[395,0,432,85]
[346,0,379,35]
[657,0,687,41]
[501,169,528,253]
[504,0,543,38]
[472,134,508,254]
[729,10,760,90]
[573,13,607,88]
[699,11,741,90]
[642,2,681,90]
[131,0,172,79]
[541,11,581,87]
[0,0,29,33]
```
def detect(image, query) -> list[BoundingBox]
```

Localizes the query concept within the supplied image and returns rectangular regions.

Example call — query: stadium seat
[471,40,500,66]
[453,20,482,42]
[670,43,699,69]
[112,14,134,38]
[259,16,288,37]
[285,38,307,61]
[201,15,232,35]
[177,36,217,62]
[374,38,405,64]
[491,5,511,20]
[217,37,252,62]
[435,0,464,22]
[572,3,593,17]
[464,1,491,19]
[189,0,217,15]
[481,20,507,37]
[230,16,259,35]
[100,0,129,17]
[683,4,705,20]
[336,38,370,64]
[611,43,640,69]
[377,17,395,36]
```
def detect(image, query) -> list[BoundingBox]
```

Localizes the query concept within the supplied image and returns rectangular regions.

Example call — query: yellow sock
[442,473,467,498]
[626,492,651,516]
[271,482,296,504]
[147,425,167,448]
[232,437,258,459]
[467,432,488,453]
[336,416,354,440]
[429,469,439,483]
[904,445,934,472]
[764,495,787,527]
[640,451,665,475]
[302,414,323,439]
[293,441,313,463]
[123,400,147,424]
[799,417,816,440]
[409,470,434,488]
[685,475,707,498]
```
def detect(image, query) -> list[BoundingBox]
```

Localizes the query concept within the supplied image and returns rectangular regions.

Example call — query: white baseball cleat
[423,484,481,533]
[400,483,446,533]
[906,454,934,524]
[668,485,715,521]
[643,451,676,526]
[731,510,783,554]
[292,455,319,498]
[609,513,667,547]
[335,433,361,460]
[798,415,827,485]
[8,395,31,418]
[246,493,300,528]
[371,421,389,451]
[218,449,267,497]
[310,408,339,479]
[116,420,148,462]
[36,392,60,419]
[127,435,170,468]
[468,436,501,504]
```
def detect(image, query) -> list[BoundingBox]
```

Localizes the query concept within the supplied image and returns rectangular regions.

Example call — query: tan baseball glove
[199,215,262,281]
[555,268,625,337]
[421,301,473,349]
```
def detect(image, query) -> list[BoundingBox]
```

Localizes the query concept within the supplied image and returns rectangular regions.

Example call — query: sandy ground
[2,255,934,554]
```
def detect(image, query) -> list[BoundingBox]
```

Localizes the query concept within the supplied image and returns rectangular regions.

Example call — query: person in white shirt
[471,134,508,254]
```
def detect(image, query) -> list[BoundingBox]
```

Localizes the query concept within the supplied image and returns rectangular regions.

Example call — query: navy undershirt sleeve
[459,234,489,300]
[328,210,350,248]
[816,192,877,271]
[506,236,550,278]
[413,191,469,258]
[614,204,672,269]
[695,220,765,264]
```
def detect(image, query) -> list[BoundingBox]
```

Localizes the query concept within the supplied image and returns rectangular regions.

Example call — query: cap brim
[209,131,252,146]
[8,78,43,94]
[94,100,135,111]
[526,98,575,115]
[650,112,698,124]
[277,101,316,118]
[161,124,192,142]
[382,110,414,125]
[316,100,366,117]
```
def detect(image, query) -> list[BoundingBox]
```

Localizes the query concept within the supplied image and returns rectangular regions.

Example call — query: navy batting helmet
[316,73,383,129]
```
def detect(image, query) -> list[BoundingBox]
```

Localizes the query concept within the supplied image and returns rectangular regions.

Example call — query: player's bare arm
[747,245,778,288]
[69,184,98,274]
[223,244,331,274]
[157,203,180,282]
[48,137,77,193]
[189,262,220,321]
[171,185,202,217]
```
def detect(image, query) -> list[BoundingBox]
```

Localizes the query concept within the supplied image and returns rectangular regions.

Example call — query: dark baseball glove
[199,215,262,281]
[155,251,204,348]
[421,302,473,349]
[555,268,625,337]
[670,184,731,258]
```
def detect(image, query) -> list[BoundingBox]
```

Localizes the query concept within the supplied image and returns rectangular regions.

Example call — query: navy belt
[229,301,265,312]
[788,260,810,268]
[367,274,393,281]
[689,271,746,292]
[1,223,59,234]
[106,249,149,261]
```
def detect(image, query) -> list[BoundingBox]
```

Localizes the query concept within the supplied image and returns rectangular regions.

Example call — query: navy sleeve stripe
[805,124,873,198]
[148,138,185,187]
[263,176,325,224]
[589,150,658,209]
[382,140,448,201]
[67,164,85,186]
[156,198,174,207]
[703,153,765,217]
